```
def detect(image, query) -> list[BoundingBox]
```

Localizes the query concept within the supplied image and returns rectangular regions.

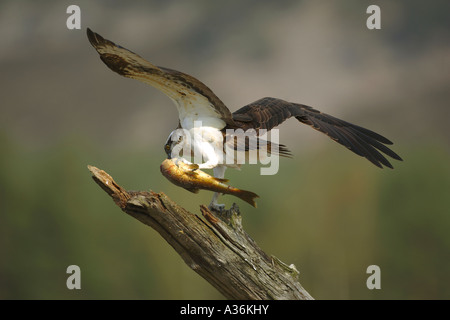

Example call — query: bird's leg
[186,163,200,171]
[209,192,223,212]
[172,156,217,172]
[174,157,199,171]
[197,161,218,170]
[208,166,227,212]
[184,158,218,172]
[190,139,220,172]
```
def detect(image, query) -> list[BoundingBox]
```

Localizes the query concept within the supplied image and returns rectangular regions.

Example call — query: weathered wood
[88,165,313,300]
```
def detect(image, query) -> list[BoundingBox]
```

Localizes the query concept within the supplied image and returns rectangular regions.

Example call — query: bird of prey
[87,28,402,210]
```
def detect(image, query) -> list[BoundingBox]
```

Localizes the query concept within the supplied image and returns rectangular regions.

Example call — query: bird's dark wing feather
[232,97,402,168]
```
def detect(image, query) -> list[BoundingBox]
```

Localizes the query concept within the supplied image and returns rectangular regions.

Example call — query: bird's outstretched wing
[232,97,402,168]
[86,28,235,129]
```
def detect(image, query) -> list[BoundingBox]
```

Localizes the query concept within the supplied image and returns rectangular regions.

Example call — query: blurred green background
[1,0,449,299]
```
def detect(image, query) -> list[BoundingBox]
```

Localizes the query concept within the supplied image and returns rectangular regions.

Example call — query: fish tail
[233,189,259,208]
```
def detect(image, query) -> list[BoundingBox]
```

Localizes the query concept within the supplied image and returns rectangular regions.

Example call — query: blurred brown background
[1,0,449,299]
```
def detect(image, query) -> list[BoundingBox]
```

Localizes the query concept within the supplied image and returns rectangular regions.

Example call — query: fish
[160,158,259,208]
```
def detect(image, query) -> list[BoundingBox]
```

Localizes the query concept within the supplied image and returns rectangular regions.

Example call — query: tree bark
[88,165,313,300]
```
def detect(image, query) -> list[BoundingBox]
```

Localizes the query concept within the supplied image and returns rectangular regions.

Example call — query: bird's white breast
[171,96,226,130]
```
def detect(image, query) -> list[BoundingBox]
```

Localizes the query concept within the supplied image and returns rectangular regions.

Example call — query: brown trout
[160,159,259,207]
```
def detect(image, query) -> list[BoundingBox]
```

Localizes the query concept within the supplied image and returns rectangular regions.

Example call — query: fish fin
[213,177,229,183]
[235,189,259,208]
[186,187,200,194]
[185,163,200,171]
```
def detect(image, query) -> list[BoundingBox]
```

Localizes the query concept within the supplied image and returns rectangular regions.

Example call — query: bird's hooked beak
[164,141,172,159]
[164,131,176,159]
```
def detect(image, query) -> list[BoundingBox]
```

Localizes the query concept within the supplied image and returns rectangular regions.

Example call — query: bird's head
[164,129,189,159]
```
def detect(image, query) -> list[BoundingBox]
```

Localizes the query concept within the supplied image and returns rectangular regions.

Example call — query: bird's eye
[164,144,170,151]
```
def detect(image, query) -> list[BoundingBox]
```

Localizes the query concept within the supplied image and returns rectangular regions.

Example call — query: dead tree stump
[88,165,313,300]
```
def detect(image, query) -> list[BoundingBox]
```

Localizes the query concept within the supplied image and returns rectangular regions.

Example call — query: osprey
[87,28,402,210]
